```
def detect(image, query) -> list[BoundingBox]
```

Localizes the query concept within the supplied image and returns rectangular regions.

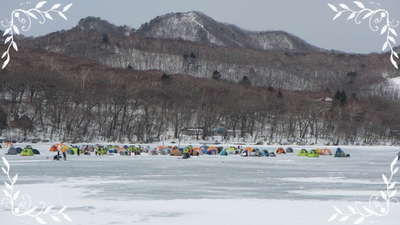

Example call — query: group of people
[53,150,67,161]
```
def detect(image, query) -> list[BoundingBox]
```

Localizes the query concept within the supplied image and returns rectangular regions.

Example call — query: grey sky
[1,0,399,53]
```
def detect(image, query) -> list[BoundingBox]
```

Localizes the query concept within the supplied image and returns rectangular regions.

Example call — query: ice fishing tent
[21,148,34,156]
[335,148,350,158]
[49,145,58,152]
[207,146,218,155]
[149,148,158,155]
[286,147,294,153]
[67,146,80,155]
[276,148,286,154]
[108,149,118,154]
[170,147,182,156]
[297,149,308,157]
[32,149,40,155]
[119,150,129,156]
[307,150,319,158]
[260,149,269,157]
[219,148,228,156]
[225,146,237,155]
[192,147,201,156]
[200,145,209,154]
[7,147,18,155]
[159,147,171,155]
[115,146,126,155]
[105,145,118,154]
[241,147,255,157]
[317,148,332,156]
[253,148,264,157]
[15,147,22,154]
[155,145,167,155]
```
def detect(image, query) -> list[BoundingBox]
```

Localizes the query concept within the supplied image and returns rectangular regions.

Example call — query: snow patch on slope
[388,77,400,89]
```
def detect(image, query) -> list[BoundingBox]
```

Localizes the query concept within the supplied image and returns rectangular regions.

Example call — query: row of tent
[49,144,144,156]
[151,146,350,158]
[2,143,350,158]
[49,144,351,158]
[297,148,350,158]
[6,145,41,156]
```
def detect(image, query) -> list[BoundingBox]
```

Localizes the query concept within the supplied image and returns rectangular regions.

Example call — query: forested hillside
[24,15,396,91]
[0,47,399,144]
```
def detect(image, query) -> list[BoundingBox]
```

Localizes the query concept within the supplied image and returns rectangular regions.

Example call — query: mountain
[21,12,396,92]
[77,16,134,37]
[137,11,318,51]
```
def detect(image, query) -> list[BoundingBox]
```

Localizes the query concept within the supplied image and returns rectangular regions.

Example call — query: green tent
[21,148,34,156]
[297,149,308,157]
[307,150,319,158]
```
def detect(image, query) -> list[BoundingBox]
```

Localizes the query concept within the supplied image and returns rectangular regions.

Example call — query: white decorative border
[328,1,399,69]
[1,1,73,69]
[328,156,399,224]
[1,157,72,224]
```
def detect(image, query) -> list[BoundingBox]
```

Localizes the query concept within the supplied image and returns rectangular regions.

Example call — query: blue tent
[219,149,228,156]
[335,148,350,157]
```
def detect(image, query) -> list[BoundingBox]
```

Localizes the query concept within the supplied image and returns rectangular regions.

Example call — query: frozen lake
[0,145,399,225]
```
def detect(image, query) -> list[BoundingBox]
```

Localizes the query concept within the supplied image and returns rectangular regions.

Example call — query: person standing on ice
[53,150,61,160]
[398,151,400,160]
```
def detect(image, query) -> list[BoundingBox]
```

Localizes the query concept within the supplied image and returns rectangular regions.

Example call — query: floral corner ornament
[328,156,399,224]
[1,157,72,224]
[328,1,399,69]
[1,1,73,70]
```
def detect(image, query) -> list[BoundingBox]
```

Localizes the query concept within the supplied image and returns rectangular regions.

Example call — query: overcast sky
[1,0,399,53]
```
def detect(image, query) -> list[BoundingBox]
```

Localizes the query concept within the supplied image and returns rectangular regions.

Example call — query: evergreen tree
[102,33,109,44]
[240,76,251,85]
[212,71,221,80]
[340,91,347,105]
[277,90,283,98]
[161,73,171,81]
[333,90,347,106]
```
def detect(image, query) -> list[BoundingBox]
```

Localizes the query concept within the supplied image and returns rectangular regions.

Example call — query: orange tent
[317,148,332,155]
[3,141,13,149]
[170,147,182,156]
[192,147,201,156]
[207,146,218,154]
[244,147,254,152]
[276,148,286,154]
[49,145,58,152]
[116,146,126,153]
[157,145,167,150]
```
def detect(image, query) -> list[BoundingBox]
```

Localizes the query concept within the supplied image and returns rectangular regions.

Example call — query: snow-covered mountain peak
[137,11,318,51]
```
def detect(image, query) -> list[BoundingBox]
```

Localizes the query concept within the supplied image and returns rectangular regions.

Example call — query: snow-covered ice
[0,144,399,225]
